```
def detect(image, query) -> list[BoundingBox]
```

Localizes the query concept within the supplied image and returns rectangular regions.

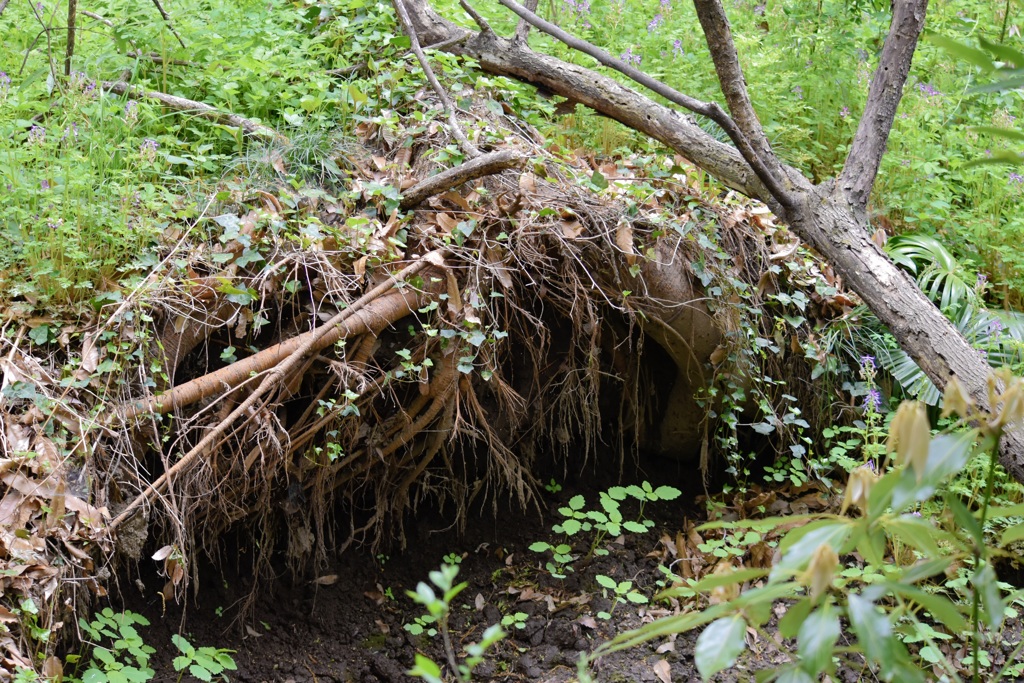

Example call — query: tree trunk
[401,0,1024,484]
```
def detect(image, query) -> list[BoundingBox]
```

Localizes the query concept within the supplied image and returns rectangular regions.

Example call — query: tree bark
[401,0,1024,484]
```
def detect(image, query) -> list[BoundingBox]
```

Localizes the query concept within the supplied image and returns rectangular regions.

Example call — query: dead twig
[101,80,280,138]
[147,0,187,49]
[391,0,480,158]
[400,149,527,209]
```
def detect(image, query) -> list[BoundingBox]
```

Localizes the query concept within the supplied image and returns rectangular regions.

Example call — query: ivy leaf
[694,615,747,680]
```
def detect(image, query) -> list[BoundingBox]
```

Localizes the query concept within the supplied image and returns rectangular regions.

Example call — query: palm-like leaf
[885,234,978,313]
[876,306,1024,405]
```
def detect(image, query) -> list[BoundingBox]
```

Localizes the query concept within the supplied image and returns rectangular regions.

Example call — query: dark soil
[110,462,1024,683]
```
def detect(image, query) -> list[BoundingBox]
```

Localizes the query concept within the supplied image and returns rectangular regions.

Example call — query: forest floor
[115,460,1024,683]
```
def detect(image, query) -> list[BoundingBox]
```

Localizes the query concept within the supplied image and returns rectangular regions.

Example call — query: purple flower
[124,100,139,125]
[864,388,882,412]
[28,125,45,145]
[40,179,50,190]
[792,85,803,99]
[754,3,766,15]
[620,47,641,66]
[861,355,875,371]
[661,0,672,8]
[647,13,664,33]
[840,106,850,119]
[988,319,1004,337]
[917,82,942,97]
[672,39,683,58]
[140,138,159,162]
[1010,172,1024,184]
[0,71,10,99]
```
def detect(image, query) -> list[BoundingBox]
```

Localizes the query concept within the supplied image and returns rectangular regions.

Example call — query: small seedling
[500,612,528,630]
[595,574,648,619]
[77,608,156,683]
[442,552,463,565]
[545,478,563,494]
[171,634,237,682]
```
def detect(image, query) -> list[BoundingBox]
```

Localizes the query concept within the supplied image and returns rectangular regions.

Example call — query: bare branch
[392,0,481,158]
[400,150,526,209]
[102,80,280,138]
[839,0,929,212]
[691,0,787,185]
[487,0,798,211]
[147,0,187,49]
[458,0,493,34]
[513,0,539,44]
[65,0,76,76]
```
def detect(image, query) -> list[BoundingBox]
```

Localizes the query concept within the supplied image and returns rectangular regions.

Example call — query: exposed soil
[110,459,1024,683]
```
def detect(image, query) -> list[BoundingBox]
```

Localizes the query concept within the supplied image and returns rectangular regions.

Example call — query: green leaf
[1000,521,1024,546]
[596,574,617,590]
[562,518,583,535]
[173,655,190,671]
[778,598,812,639]
[29,324,50,346]
[408,653,443,683]
[924,32,995,70]
[972,563,1005,630]
[590,170,608,189]
[848,594,899,676]
[653,486,681,500]
[947,494,984,548]
[623,521,647,533]
[189,663,213,682]
[695,615,747,680]
[890,431,977,511]
[568,495,586,511]
[82,668,106,683]
[797,604,840,676]
[771,520,852,581]
[775,667,815,683]
[886,583,967,634]
[528,541,550,552]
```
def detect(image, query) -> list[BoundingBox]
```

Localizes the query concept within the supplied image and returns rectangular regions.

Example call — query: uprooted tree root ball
[0,98,851,673]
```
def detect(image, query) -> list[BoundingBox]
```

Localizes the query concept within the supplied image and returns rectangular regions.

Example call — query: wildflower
[988,319,1004,337]
[620,47,641,66]
[0,72,10,100]
[28,125,45,145]
[940,376,973,421]
[124,100,138,126]
[792,85,803,99]
[864,388,882,412]
[805,543,839,601]
[1010,172,1024,184]
[41,179,50,190]
[887,401,930,481]
[754,3,765,15]
[47,218,63,230]
[839,106,850,119]
[672,39,683,58]
[60,122,79,143]
[140,138,159,163]
[917,82,942,97]
[860,355,875,371]
[647,13,664,33]
[841,464,878,515]
[660,0,671,9]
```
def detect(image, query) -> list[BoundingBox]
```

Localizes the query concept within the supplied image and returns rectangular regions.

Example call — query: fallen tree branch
[392,0,480,158]
[109,252,445,529]
[101,81,280,138]
[399,149,527,209]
